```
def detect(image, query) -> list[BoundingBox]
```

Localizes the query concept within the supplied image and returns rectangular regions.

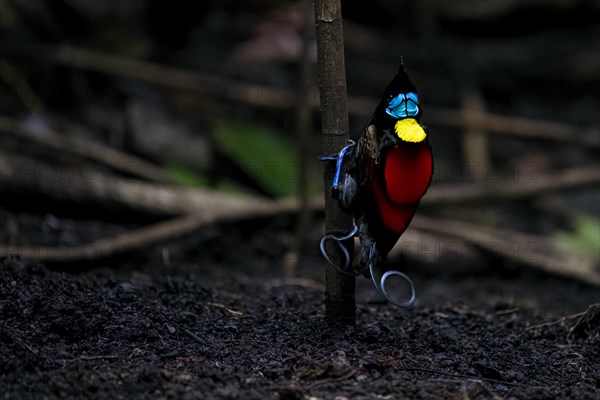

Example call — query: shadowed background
[0,0,597,279]
[0,1,599,399]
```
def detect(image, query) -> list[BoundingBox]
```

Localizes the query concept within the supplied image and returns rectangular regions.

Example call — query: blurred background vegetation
[0,0,598,278]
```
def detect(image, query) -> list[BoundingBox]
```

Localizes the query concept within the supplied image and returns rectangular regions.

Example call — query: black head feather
[374,63,421,128]
[381,64,418,101]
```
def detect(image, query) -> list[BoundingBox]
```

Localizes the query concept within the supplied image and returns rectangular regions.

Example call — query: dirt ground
[0,217,599,400]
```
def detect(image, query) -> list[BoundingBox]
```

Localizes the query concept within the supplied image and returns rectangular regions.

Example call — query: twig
[0,214,215,261]
[264,278,325,291]
[77,355,119,361]
[206,302,243,316]
[400,367,546,389]
[526,307,592,330]
[58,354,120,366]
[184,329,205,344]
[304,368,359,390]
[495,308,520,316]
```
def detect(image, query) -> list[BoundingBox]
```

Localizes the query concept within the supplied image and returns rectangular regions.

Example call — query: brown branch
[1,43,596,147]
[0,116,172,183]
[411,216,599,285]
[0,152,265,217]
[0,195,303,262]
[54,45,292,108]
[423,165,600,204]
[1,151,597,284]
[0,152,316,262]
[2,176,597,286]
[1,214,217,262]
[3,150,596,219]
[424,106,600,148]
[2,150,596,216]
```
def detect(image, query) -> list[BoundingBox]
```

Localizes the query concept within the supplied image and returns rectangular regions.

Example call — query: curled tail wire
[370,261,416,308]
[363,244,416,308]
[319,225,359,277]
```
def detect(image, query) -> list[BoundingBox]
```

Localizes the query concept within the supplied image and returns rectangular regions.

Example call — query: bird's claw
[319,140,356,197]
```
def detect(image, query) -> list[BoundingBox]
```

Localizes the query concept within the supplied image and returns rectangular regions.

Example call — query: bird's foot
[319,140,356,198]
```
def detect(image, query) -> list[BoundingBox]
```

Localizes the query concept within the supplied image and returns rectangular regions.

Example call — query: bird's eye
[387,94,404,108]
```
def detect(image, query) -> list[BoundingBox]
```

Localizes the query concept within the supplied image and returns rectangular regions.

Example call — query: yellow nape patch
[394,118,426,143]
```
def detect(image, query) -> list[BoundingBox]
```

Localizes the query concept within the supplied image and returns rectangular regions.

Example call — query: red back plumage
[372,143,433,233]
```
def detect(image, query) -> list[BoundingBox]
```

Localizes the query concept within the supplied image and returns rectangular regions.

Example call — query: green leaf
[167,164,208,187]
[213,121,299,197]
[554,216,600,259]
[167,163,249,195]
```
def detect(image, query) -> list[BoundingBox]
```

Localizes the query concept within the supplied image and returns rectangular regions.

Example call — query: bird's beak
[394,118,426,143]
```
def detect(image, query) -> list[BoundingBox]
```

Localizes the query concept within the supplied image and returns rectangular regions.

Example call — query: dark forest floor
[0,216,599,400]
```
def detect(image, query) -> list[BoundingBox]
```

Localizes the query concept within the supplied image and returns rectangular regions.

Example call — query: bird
[321,61,433,307]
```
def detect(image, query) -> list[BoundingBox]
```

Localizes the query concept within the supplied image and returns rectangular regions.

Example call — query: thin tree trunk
[314,0,355,325]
